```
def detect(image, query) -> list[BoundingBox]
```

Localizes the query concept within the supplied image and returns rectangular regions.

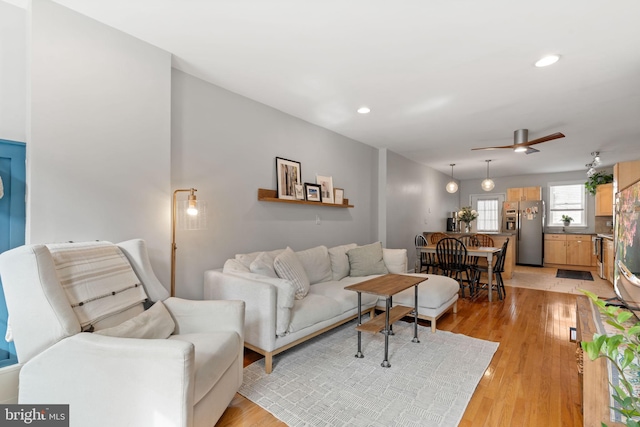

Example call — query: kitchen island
[423,232,516,279]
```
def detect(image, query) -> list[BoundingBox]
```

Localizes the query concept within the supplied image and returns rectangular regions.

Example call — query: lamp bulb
[446,181,458,193]
[481,178,495,191]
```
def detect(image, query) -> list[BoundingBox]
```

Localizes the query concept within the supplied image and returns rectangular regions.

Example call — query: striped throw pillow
[274,247,310,300]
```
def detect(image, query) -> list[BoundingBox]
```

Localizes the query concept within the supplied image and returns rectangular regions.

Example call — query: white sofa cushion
[223,259,250,274]
[274,248,311,300]
[380,274,459,310]
[94,301,175,339]
[236,249,284,269]
[347,242,389,277]
[310,277,379,313]
[287,294,342,334]
[169,331,241,403]
[328,243,357,281]
[295,246,332,285]
[249,252,278,278]
[383,248,408,274]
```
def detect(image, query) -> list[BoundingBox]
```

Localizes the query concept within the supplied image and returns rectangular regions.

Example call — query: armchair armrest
[163,298,244,339]
[204,270,280,351]
[20,333,195,427]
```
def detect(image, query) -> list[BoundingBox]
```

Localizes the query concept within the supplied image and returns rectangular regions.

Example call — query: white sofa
[0,239,244,427]
[204,242,459,374]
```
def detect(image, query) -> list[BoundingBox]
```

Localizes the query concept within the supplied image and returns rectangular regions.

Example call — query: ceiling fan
[472,129,565,155]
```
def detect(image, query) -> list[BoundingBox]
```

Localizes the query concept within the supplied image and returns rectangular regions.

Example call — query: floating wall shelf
[257,188,354,208]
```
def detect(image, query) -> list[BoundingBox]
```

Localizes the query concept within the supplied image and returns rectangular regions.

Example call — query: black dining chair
[436,237,473,297]
[472,238,509,300]
[415,234,437,274]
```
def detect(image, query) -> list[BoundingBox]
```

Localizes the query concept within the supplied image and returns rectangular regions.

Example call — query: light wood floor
[216,268,588,426]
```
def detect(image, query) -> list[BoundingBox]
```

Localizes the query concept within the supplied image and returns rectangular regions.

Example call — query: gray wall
[171,70,379,299]
[28,0,172,284]
[458,168,614,234]
[385,150,460,270]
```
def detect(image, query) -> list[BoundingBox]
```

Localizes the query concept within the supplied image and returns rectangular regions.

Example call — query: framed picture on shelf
[304,183,322,202]
[316,175,334,204]
[275,157,301,200]
[334,188,344,205]
[294,184,305,200]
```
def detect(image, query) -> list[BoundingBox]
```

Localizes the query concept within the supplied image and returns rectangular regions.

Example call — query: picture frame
[276,157,302,200]
[304,183,322,202]
[294,184,305,200]
[316,175,334,204]
[334,188,344,205]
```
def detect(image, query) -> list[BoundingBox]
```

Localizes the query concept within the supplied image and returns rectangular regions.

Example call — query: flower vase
[464,223,471,233]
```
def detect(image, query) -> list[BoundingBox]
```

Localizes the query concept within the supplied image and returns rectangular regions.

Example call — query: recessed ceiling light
[357,107,371,114]
[535,55,560,67]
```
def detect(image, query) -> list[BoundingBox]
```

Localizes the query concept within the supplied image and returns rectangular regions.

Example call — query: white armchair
[0,239,244,427]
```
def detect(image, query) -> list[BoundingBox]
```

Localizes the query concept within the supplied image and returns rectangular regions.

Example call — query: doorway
[0,139,26,366]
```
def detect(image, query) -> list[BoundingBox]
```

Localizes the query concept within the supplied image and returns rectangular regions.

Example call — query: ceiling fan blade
[471,144,519,151]
[519,132,565,147]
[524,147,540,155]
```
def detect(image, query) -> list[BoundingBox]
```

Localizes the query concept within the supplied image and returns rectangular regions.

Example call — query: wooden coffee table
[345,274,427,367]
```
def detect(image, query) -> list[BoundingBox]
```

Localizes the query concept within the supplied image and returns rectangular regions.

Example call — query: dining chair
[414,234,437,274]
[472,238,509,300]
[436,237,473,297]
[473,234,495,247]
[429,232,449,244]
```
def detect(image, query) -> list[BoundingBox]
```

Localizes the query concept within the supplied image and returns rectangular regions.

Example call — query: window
[548,182,586,226]
[476,199,500,232]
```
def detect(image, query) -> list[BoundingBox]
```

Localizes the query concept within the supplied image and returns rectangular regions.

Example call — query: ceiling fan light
[357,106,370,114]
[535,55,560,67]
[514,146,527,153]
[446,181,458,194]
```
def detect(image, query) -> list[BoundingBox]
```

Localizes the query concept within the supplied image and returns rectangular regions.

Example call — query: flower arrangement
[457,206,478,224]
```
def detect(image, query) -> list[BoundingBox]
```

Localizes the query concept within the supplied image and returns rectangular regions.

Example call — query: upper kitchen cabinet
[506,186,542,202]
[614,160,640,192]
[595,183,613,216]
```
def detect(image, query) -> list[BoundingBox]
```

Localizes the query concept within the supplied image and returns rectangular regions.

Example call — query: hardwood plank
[216,271,587,427]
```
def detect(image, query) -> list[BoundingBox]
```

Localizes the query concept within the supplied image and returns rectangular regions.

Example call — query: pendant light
[481,160,495,191]
[445,163,458,193]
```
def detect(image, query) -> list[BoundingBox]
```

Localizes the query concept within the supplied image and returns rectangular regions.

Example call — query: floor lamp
[171,188,206,297]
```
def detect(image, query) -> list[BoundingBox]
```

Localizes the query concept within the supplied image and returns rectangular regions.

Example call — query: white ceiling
[49,0,640,180]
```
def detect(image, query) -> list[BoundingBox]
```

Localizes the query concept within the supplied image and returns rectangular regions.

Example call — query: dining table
[417,244,502,302]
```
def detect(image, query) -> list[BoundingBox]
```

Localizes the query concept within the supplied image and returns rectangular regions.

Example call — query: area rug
[239,319,499,427]
[556,269,594,281]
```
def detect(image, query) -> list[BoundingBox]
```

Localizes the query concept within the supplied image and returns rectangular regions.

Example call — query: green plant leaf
[618,311,634,324]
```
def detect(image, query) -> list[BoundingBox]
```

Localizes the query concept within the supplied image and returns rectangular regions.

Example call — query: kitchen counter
[598,233,614,240]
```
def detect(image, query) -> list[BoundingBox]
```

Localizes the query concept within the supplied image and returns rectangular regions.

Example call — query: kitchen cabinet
[566,235,593,266]
[614,160,640,193]
[544,234,567,264]
[544,234,592,266]
[595,183,613,216]
[506,186,542,202]
[605,238,614,284]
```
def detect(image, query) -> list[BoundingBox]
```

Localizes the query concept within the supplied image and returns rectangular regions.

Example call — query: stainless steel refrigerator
[503,200,545,266]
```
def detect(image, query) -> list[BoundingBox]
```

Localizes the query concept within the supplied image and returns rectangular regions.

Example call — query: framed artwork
[304,183,322,202]
[334,188,344,205]
[276,157,301,200]
[294,184,305,200]
[316,175,334,204]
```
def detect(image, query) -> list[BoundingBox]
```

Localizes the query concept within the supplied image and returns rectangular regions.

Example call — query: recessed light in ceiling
[535,55,560,67]
[357,107,371,114]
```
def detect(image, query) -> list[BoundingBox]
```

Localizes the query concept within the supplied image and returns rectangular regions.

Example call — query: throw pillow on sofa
[274,247,311,299]
[295,246,332,284]
[328,243,357,281]
[347,242,389,277]
[249,252,278,278]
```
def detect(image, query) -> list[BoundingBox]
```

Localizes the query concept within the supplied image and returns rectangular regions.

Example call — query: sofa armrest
[163,297,244,339]
[204,270,279,352]
[20,333,195,427]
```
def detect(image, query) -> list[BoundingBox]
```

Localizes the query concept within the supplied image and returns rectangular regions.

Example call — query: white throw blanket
[48,241,148,328]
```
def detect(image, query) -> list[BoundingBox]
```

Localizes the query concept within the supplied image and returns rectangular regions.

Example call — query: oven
[594,236,604,279]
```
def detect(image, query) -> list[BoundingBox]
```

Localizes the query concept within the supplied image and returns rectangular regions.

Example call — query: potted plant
[585,171,614,196]
[581,290,640,426]
[562,215,573,226]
